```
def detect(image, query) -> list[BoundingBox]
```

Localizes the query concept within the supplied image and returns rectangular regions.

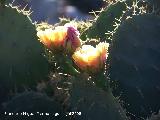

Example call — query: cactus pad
[69,74,128,120]
[0,5,49,95]
[2,91,65,120]
[81,1,127,42]
[109,14,160,118]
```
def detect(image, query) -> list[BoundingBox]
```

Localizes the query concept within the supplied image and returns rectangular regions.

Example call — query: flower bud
[64,23,81,53]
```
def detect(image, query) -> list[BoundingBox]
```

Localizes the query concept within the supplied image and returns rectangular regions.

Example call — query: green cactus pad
[69,74,128,120]
[109,14,160,119]
[2,91,66,120]
[80,1,127,42]
[0,6,49,95]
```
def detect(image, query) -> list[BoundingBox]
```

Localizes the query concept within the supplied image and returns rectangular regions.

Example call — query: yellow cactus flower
[72,42,109,73]
[96,42,110,62]
[37,26,67,50]
[37,23,81,53]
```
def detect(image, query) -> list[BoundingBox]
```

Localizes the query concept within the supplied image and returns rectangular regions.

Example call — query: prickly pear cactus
[109,14,160,119]
[81,1,127,42]
[2,91,66,120]
[0,5,49,100]
[69,74,128,120]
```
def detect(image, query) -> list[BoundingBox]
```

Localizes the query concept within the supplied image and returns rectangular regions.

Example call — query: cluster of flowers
[37,23,109,73]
